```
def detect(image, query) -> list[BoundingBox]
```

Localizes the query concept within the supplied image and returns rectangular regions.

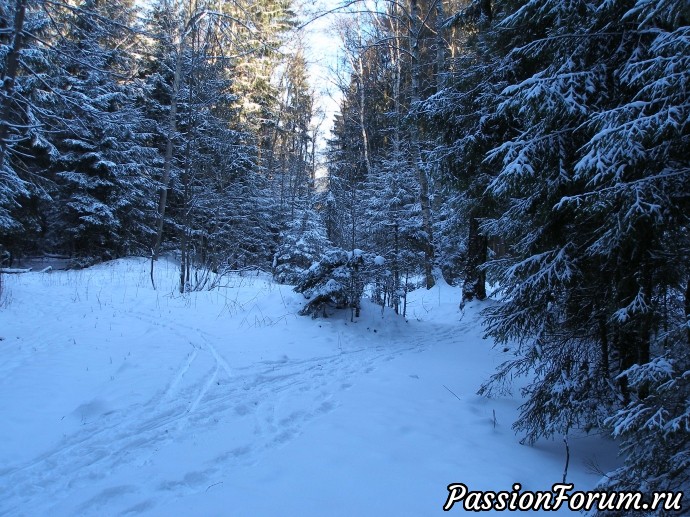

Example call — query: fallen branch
[442,384,462,402]
[206,481,223,492]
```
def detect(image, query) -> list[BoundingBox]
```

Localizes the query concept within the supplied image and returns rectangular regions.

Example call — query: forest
[1,0,689,511]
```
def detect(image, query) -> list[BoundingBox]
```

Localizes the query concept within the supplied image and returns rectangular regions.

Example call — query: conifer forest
[1,0,689,513]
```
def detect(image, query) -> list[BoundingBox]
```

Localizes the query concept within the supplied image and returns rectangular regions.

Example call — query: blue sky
[299,0,346,153]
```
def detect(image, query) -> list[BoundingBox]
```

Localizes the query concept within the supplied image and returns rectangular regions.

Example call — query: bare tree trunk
[151,15,186,289]
[403,271,409,318]
[356,53,372,177]
[0,0,27,174]
[409,0,435,289]
[344,26,372,178]
[436,0,447,92]
[686,277,690,345]
[387,9,402,154]
[153,48,183,255]
[179,127,193,293]
[462,216,487,303]
[179,225,187,293]
[386,10,405,311]
[393,222,400,314]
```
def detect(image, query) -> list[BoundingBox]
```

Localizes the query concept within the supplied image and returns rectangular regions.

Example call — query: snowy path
[0,260,615,516]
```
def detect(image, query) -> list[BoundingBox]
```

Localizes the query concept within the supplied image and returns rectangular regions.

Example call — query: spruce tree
[45,0,156,260]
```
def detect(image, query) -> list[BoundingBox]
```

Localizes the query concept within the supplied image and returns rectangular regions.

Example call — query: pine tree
[0,0,52,243]
[220,0,297,172]
[581,0,690,502]
[273,205,330,285]
[426,0,504,300]
[44,0,156,261]
[465,0,690,497]
[0,0,157,260]
[364,143,423,314]
[267,48,316,221]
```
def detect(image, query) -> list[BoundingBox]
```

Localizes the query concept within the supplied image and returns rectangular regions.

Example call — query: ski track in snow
[0,303,435,515]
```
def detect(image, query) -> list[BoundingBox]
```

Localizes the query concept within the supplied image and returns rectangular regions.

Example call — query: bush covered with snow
[294,248,382,318]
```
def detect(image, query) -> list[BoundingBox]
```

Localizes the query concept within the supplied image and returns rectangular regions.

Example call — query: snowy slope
[0,259,616,515]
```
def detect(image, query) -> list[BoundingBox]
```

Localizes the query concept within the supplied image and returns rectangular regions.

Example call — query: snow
[0,258,616,515]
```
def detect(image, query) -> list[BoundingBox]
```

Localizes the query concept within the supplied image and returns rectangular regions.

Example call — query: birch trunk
[436,0,446,92]
[150,12,187,289]
[409,0,435,289]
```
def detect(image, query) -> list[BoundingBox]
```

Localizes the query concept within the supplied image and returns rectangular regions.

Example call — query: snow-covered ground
[0,258,616,515]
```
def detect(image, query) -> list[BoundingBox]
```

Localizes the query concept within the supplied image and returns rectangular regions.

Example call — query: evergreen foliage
[273,206,330,285]
[1,0,688,498]
[440,0,690,500]
[294,248,384,319]
[0,0,314,280]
